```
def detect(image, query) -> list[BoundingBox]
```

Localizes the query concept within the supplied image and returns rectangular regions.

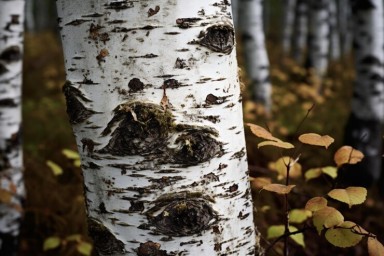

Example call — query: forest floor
[19,32,384,256]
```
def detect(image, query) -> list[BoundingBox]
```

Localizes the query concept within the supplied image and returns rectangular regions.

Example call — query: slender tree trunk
[281,0,297,55]
[0,1,25,255]
[307,0,331,79]
[232,0,239,29]
[342,0,384,189]
[291,0,308,64]
[329,0,341,61]
[338,0,353,56]
[239,0,271,113]
[56,1,260,255]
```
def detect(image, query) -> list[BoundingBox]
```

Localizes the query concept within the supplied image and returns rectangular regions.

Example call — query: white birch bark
[282,0,297,55]
[0,0,25,255]
[329,0,341,61]
[291,0,308,64]
[342,0,384,187]
[307,0,330,79]
[56,1,260,255]
[338,0,353,56]
[239,0,271,113]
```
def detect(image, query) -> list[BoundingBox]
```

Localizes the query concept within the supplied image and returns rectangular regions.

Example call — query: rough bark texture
[307,0,330,79]
[341,0,384,188]
[56,1,261,255]
[291,0,308,64]
[0,1,25,255]
[239,0,271,113]
[282,0,297,55]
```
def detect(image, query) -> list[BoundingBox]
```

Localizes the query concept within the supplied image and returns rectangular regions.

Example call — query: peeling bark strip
[56,0,259,255]
[0,1,25,255]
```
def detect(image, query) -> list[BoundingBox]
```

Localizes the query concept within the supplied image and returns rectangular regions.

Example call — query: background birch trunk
[281,0,297,55]
[307,0,330,80]
[56,1,260,255]
[329,0,341,61]
[0,0,25,255]
[239,0,271,113]
[342,0,384,189]
[291,0,308,64]
[338,0,353,57]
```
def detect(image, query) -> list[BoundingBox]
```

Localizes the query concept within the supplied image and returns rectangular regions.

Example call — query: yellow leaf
[334,146,364,167]
[251,177,272,189]
[299,133,334,149]
[313,206,344,234]
[66,234,82,242]
[322,166,338,179]
[260,205,271,212]
[325,221,363,248]
[258,140,294,149]
[43,236,61,251]
[267,225,305,247]
[263,184,296,195]
[77,241,93,256]
[305,197,328,212]
[46,160,63,176]
[368,238,384,256]
[328,187,367,208]
[289,209,312,224]
[62,149,80,160]
[246,123,279,141]
[269,157,302,180]
[305,168,322,181]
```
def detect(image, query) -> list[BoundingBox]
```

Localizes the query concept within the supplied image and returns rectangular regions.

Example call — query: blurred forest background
[17,0,384,255]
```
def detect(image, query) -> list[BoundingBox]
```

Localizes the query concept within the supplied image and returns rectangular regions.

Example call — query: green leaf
[62,149,80,160]
[305,197,328,212]
[305,168,322,181]
[328,187,367,208]
[43,236,61,251]
[313,206,344,234]
[77,241,93,256]
[322,166,338,179]
[74,159,81,167]
[46,160,63,176]
[325,221,363,248]
[66,234,82,242]
[267,225,305,247]
[289,209,312,224]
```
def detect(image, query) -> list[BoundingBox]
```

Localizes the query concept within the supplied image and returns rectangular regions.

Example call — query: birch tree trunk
[338,0,353,56]
[232,0,239,29]
[56,1,260,255]
[307,0,330,79]
[329,0,341,61]
[282,0,297,55]
[239,0,271,113]
[291,0,308,64]
[0,0,25,255]
[342,0,384,188]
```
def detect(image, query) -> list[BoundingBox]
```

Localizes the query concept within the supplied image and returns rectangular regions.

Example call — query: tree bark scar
[137,241,168,256]
[0,46,21,62]
[146,192,217,237]
[88,217,126,255]
[62,81,95,125]
[128,78,145,92]
[104,0,134,10]
[199,24,234,54]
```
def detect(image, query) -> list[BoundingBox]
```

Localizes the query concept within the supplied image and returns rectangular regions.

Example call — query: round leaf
[251,177,272,189]
[322,166,338,179]
[305,168,322,181]
[246,123,279,141]
[258,140,294,149]
[269,157,302,180]
[289,209,312,224]
[328,187,367,208]
[325,221,363,248]
[334,146,364,166]
[305,197,328,212]
[299,133,334,149]
[313,206,344,234]
[263,184,296,195]
[77,241,93,256]
[43,236,61,251]
[368,238,384,256]
[267,225,305,247]
[46,160,63,176]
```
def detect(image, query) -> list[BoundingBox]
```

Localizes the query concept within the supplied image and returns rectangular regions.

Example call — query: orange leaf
[299,133,334,149]
[263,184,296,195]
[305,197,328,212]
[313,206,344,234]
[250,177,272,189]
[368,238,384,256]
[258,140,294,149]
[246,123,279,141]
[334,146,364,167]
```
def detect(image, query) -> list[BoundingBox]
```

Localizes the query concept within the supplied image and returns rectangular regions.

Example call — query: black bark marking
[137,241,168,256]
[129,200,144,212]
[65,19,91,26]
[199,24,234,54]
[104,0,134,10]
[87,162,101,170]
[0,46,21,62]
[99,202,108,214]
[198,115,220,123]
[148,6,160,17]
[111,25,158,33]
[128,78,145,92]
[174,58,187,69]
[88,217,126,255]
[360,55,382,66]
[81,138,99,153]
[99,102,173,156]
[0,99,17,107]
[82,13,104,18]
[147,193,217,237]
[171,129,221,166]
[0,63,8,75]
[5,15,20,31]
[129,53,158,59]
[62,82,95,125]
[176,18,202,28]
[351,0,376,13]
[163,79,180,89]
[228,184,239,193]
